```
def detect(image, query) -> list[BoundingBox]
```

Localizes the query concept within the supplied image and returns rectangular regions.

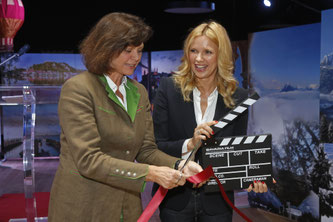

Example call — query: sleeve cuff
[141,165,149,192]
[141,181,147,192]
[182,139,192,160]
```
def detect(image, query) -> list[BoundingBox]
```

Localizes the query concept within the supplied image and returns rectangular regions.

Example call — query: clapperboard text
[202,134,272,192]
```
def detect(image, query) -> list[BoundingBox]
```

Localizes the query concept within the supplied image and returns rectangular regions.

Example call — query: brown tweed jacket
[48,71,177,222]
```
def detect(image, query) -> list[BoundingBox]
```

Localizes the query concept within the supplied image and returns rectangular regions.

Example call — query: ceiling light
[263,0,271,7]
[164,1,215,14]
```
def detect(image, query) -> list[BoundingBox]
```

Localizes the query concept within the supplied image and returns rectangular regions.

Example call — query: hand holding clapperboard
[138,92,273,222]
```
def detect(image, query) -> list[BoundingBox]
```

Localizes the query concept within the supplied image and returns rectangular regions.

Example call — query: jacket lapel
[99,75,126,110]
[99,76,140,122]
[125,80,141,122]
[182,93,197,138]
[214,94,229,121]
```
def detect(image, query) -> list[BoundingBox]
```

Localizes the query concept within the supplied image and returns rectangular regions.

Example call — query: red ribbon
[137,185,168,222]
[138,165,252,222]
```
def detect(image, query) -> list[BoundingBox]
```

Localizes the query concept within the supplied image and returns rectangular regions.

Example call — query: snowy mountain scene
[320,8,333,148]
[247,80,321,221]
[320,53,333,134]
[320,9,333,221]
[248,22,321,221]
[248,88,319,143]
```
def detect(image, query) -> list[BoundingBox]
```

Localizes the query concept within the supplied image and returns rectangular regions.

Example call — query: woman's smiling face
[189,35,218,81]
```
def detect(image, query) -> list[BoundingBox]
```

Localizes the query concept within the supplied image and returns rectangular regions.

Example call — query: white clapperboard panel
[202,134,273,192]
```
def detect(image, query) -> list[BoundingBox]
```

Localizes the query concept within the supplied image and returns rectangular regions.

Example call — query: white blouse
[104,74,128,111]
[181,87,218,159]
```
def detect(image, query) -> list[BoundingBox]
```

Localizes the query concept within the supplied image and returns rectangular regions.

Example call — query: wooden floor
[0,159,293,222]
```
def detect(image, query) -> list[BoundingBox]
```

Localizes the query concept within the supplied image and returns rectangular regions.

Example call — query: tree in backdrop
[320,114,329,143]
[328,122,333,143]
[320,114,333,143]
[273,120,318,178]
[309,144,333,218]
[270,120,320,220]
[271,119,333,219]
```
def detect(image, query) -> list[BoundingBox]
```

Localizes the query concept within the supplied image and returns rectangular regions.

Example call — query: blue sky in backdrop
[250,23,320,89]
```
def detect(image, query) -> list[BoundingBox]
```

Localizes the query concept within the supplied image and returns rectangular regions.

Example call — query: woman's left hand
[247,178,276,193]
[247,180,267,193]
[179,160,203,178]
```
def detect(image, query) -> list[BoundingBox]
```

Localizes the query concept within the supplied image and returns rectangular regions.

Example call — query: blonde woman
[152,21,265,222]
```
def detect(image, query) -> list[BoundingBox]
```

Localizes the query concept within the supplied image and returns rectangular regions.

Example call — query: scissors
[178,140,201,172]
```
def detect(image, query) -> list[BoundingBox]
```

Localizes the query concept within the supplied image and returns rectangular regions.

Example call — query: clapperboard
[198,92,273,192]
[211,92,260,132]
[201,134,273,192]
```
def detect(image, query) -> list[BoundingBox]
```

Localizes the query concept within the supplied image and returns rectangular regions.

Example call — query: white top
[181,87,218,159]
[104,74,128,111]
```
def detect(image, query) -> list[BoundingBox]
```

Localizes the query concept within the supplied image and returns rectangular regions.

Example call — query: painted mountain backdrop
[320,53,333,94]
[29,62,83,73]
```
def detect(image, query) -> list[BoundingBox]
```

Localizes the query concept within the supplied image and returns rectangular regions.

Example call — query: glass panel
[0,85,61,222]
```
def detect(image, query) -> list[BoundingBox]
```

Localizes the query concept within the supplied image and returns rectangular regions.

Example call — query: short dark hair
[79,12,152,75]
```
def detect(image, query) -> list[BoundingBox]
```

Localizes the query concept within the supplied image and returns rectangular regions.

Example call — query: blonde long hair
[173,21,237,108]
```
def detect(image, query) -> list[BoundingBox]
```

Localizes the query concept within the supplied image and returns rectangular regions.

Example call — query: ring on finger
[176,172,183,184]
[196,129,201,135]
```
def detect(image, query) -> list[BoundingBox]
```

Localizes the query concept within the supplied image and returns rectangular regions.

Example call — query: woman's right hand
[146,165,186,189]
[187,120,218,152]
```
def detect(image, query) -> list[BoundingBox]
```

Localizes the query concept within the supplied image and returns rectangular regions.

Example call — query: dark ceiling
[13,0,333,53]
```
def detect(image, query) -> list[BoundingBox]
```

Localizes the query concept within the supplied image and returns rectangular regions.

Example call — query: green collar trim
[99,75,126,110]
[125,79,141,122]
[99,75,140,122]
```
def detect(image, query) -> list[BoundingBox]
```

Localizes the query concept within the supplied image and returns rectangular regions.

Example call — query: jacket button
[126,150,130,154]
[121,171,125,175]
[115,169,119,173]
[133,173,137,177]
[127,172,131,176]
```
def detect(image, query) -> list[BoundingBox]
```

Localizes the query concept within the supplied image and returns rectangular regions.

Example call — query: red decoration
[0,0,24,52]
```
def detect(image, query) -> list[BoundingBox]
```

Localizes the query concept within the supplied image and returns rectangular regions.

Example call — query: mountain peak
[280,84,297,92]
[29,61,81,73]
[321,52,333,67]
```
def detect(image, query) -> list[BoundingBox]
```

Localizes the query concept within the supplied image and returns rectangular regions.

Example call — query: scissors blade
[179,142,200,172]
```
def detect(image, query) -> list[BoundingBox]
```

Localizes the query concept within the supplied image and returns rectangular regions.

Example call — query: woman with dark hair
[153,21,266,222]
[48,12,202,222]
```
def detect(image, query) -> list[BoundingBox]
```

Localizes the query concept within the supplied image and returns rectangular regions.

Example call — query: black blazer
[152,77,249,215]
